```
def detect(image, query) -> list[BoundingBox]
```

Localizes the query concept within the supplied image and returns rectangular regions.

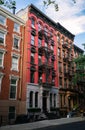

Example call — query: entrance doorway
[43,97,47,112]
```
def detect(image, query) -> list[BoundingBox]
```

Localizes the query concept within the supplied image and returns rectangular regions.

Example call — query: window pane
[29,91,33,107]
[14,38,19,49]
[0,15,6,25]
[0,32,4,44]
[14,23,20,32]
[12,56,18,70]
[31,35,35,45]
[10,79,17,99]
[0,52,3,66]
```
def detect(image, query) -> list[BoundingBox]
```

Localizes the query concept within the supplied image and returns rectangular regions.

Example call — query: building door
[43,96,47,112]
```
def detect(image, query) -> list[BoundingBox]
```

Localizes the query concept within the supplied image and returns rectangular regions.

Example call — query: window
[31,53,34,64]
[0,52,4,67]
[45,41,47,47]
[12,55,19,71]
[50,45,54,51]
[0,15,6,25]
[31,18,35,28]
[38,22,42,31]
[38,38,42,47]
[58,62,62,72]
[13,37,19,49]
[0,73,3,92]
[9,106,15,120]
[35,92,38,107]
[31,35,35,45]
[61,38,64,45]
[29,91,33,107]
[58,48,60,57]
[10,78,17,99]
[57,35,60,43]
[44,27,48,35]
[14,23,20,32]
[38,56,42,64]
[54,94,56,107]
[30,71,34,83]
[0,31,5,45]
[50,93,52,107]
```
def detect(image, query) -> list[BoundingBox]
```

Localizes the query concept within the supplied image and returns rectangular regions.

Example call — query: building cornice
[0,6,25,25]
[29,4,75,41]
[74,44,84,53]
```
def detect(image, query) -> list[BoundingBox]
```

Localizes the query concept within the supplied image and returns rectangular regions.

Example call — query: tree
[0,0,76,11]
[0,0,16,9]
[73,44,85,87]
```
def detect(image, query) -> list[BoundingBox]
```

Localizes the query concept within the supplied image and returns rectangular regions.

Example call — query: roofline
[0,6,25,25]
[29,4,75,40]
[74,44,84,53]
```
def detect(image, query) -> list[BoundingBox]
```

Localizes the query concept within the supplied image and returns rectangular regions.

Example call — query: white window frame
[14,23,20,33]
[0,49,6,68]
[0,14,6,26]
[0,73,4,93]
[9,75,19,100]
[11,53,20,71]
[13,35,20,50]
[0,29,7,46]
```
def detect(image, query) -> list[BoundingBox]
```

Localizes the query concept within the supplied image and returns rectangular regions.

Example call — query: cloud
[36,0,85,35]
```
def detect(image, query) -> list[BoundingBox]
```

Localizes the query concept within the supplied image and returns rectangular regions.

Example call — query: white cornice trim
[0,6,25,25]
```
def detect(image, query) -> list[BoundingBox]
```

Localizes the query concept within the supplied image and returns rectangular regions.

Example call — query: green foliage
[73,53,85,86]
[0,0,16,9]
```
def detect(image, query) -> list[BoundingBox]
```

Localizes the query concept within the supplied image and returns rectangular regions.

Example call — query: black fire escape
[38,28,56,88]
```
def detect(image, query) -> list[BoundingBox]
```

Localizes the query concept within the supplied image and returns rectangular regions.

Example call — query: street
[34,121,85,130]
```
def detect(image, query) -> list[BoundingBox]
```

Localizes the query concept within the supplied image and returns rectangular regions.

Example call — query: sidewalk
[0,117,85,130]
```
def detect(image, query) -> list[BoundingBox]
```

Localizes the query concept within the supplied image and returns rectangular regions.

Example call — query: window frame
[0,30,6,46]
[11,54,20,71]
[13,35,20,50]
[0,49,6,68]
[14,23,20,33]
[31,35,35,45]
[29,91,33,107]
[0,73,4,93]
[0,14,6,26]
[9,78,18,100]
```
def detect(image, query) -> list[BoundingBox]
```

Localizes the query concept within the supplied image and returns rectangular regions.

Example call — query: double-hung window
[0,52,3,67]
[0,49,5,68]
[0,73,4,92]
[38,38,42,47]
[14,23,20,33]
[9,78,17,99]
[0,31,5,45]
[14,38,19,49]
[13,35,20,50]
[0,15,6,25]
[31,35,35,45]
[12,55,19,71]
[31,18,35,28]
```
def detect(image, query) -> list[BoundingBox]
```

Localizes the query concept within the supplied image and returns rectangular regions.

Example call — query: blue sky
[2,0,85,50]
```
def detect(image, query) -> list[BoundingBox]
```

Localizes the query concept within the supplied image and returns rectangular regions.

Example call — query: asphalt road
[34,121,85,130]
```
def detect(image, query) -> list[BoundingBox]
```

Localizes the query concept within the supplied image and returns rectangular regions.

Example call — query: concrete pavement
[0,117,85,130]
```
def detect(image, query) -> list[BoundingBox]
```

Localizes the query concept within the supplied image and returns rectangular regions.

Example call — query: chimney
[12,6,16,14]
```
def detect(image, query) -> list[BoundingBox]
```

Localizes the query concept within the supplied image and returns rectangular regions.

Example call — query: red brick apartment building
[0,4,83,124]
[17,4,59,115]
[0,6,25,124]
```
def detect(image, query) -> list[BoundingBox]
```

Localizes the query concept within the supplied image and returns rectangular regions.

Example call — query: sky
[2,0,85,50]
